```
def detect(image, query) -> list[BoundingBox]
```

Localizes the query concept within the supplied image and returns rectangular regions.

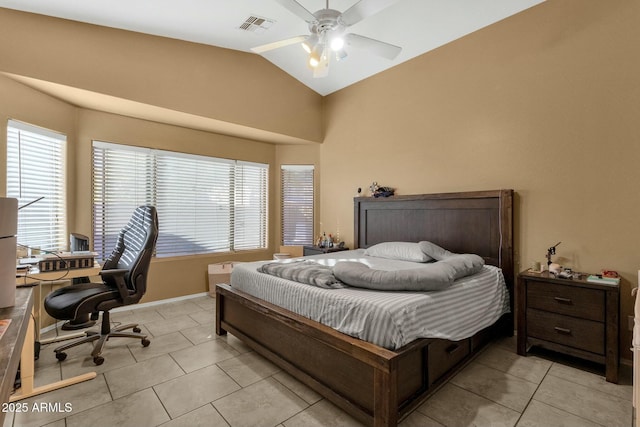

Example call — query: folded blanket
[258,260,347,289]
[333,253,484,291]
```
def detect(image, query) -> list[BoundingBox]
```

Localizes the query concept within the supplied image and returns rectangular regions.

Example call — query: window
[6,120,67,253]
[281,165,314,246]
[234,161,269,250]
[92,141,268,259]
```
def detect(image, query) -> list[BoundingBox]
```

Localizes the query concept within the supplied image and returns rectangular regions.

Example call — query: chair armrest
[99,269,129,277]
[100,269,132,302]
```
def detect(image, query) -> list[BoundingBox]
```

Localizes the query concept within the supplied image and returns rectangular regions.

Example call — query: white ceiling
[0,0,544,96]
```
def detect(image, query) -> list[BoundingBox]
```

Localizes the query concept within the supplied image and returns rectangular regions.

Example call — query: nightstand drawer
[527,281,604,322]
[527,308,604,354]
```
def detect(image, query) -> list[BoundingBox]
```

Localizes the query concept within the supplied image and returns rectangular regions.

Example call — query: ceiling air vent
[238,15,275,34]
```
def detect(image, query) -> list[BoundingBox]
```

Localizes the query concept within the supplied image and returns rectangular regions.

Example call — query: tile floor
[3,294,633,427]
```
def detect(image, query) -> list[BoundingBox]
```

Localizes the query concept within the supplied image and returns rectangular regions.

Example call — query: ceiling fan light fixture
[335,48,348,62]
[301,34,318,54]
[253,0,403,78]
[308,43,324,68]
[329,35,344,51]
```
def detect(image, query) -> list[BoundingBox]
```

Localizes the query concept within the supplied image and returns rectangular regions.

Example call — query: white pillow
[364,242,433,263]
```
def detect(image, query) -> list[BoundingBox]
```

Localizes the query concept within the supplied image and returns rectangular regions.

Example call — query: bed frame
[216,189,514,427]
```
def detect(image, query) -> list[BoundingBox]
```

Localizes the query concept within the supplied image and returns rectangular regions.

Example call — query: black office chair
[44,206,158,365]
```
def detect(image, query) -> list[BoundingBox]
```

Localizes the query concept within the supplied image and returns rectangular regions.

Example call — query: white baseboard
[111,292,209,312]
[40,292,210,336]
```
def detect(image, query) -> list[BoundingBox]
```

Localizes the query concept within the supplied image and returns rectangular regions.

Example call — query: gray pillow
[419,241,455,261]
[364,242,433,263]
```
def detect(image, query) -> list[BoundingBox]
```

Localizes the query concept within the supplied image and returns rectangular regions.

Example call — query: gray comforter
[333,254,484,291]
[259,251,484,292]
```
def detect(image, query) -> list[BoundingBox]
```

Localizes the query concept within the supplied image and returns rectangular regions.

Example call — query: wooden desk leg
[10,313,96,402]
[34,283,41,343]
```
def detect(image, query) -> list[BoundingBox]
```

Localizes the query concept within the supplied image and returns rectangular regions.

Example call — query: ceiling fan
[252,0,402,78]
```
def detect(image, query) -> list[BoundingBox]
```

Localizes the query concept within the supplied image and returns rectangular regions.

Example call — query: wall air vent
[238,15,275,34]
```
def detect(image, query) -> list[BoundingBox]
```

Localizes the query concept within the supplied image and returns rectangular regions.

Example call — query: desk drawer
[527,308,604,354]
[527,281,604,322]
[428,338,470,385]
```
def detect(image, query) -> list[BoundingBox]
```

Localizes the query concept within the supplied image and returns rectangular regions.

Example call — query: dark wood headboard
[354,189,514,288]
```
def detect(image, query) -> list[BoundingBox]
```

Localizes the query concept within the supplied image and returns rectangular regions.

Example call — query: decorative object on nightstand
[303,245,349,256]
[587,270,620,285]
[517,269,620,383]
[546,241,561,267]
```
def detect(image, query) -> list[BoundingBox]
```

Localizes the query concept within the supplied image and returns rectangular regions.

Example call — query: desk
[17,264,102,344]
[16,263,102,286]
[0,288,33,425]
[2,288,96,406]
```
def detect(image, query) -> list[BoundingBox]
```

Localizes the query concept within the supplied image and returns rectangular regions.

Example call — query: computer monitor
[69,233,89,252]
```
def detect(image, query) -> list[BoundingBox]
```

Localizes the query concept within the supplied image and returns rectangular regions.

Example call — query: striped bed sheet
[230,249,510,350]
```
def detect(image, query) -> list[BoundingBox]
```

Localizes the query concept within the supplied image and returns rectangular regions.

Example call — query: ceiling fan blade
[341,0,400,27]
[345,33,402,60]
[251,35,307,54]
[273,0,317,22]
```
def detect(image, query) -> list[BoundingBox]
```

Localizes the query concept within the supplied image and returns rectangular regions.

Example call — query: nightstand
[303,245,349,256]
[516,270,619,383]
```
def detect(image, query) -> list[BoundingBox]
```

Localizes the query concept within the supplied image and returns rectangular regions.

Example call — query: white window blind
[92,143,154,258]
[155,151,233,256]
[6,120,67,253]
[281,165,314,246]
[234,161,268,250]
[92,141,268,259]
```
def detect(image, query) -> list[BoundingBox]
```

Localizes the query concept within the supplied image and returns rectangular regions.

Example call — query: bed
[216,189,514,427]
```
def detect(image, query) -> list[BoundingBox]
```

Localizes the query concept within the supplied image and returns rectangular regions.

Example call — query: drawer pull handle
[554,327,572,335]
[445,344,461,354]
[554,297,572,304]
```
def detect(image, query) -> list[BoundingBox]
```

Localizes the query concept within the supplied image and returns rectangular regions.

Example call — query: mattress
[230,249,510,350]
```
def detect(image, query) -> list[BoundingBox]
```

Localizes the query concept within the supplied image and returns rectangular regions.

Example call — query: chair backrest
[102,206,158,302]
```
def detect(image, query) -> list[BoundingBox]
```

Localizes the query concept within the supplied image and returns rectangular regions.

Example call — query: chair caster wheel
[141,338,150,347]
[133,327,141,333]
[56,352,67,362]
[93,356,104,365]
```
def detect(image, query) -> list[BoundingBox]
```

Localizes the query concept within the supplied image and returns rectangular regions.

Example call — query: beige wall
[0,7,318,304]
[0,8,323,143]
[1,1,638,357]
[319,0,640,357]
[0,74,279,303]
[0,73,78,228]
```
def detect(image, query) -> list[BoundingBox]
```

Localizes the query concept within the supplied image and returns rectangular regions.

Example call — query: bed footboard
[216,284,503,427]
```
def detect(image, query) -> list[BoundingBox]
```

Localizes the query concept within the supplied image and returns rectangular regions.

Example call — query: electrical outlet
[629,315,635,331]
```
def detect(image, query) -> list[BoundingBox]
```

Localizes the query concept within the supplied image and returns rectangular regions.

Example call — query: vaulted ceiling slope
[0,0,545,95]
[0,1,546,144]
